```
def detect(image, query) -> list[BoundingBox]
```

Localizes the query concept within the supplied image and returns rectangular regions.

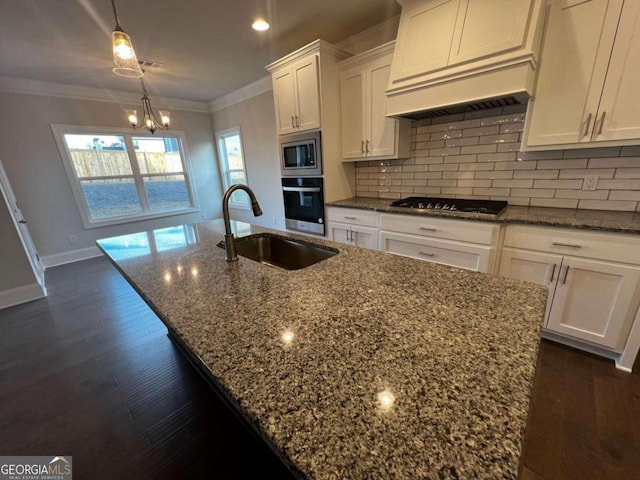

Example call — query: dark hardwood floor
[1,257,639,479]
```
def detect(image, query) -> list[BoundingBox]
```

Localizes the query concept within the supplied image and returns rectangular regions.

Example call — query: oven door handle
[282,186,321,193]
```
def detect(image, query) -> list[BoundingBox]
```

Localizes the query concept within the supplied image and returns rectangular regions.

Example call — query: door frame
[0,158,46,289]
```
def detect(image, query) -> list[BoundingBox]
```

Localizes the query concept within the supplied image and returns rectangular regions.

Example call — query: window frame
[51,124,199,229]
[215,126,250,210]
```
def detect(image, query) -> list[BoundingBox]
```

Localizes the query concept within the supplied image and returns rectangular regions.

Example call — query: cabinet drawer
[504,225,640,265]
[326,207,378,227]
[380,232,494,272]
[380,213,499,245]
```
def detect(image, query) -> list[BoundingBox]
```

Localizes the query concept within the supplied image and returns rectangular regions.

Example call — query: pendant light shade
[111,0,143,78]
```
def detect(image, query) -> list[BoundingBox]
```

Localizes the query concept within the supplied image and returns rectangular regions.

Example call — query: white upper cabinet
[523,0,640,149]
[386,0,544,116]
[271,54,321,135]
[448,0,532,65]
[338,42,410,161]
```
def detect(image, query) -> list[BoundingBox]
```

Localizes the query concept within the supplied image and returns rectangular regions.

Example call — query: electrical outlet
[68,234,78,244]
[201,212,207,220]
[583,175,598,191]
[272,216,277,225]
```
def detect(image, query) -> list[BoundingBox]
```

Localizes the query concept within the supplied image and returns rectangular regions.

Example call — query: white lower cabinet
[499,226,640,352]
[328,223,378,250]
[326,207,379,250]
[379,213,500,273]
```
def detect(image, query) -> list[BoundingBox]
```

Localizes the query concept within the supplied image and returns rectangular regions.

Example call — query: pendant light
[111,0,143,78]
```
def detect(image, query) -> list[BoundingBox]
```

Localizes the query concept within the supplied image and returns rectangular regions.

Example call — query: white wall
[0,195,36,291]
[211,91,286,230]
[0,91,224,261]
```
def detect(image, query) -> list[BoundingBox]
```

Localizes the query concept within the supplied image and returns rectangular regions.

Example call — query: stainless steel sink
[217,233,338,270]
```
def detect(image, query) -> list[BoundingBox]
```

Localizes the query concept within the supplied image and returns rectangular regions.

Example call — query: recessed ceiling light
[252,19,270,31]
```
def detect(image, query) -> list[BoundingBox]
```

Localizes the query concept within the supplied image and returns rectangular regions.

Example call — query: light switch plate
[583,175,598,191]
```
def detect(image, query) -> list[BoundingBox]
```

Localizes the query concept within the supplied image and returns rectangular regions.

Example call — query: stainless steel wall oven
[281,177,325,236]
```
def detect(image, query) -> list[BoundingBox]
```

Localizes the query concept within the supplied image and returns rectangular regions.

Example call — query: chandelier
[126,78,170,134]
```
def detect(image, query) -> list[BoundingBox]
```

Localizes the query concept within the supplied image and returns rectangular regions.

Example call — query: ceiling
[0,0,401,103]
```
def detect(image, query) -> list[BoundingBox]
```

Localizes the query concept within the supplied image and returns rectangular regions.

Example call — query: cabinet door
[524,0,623,147]
[340,68,366,159]
[293,55,321,132]
[328,223,351,245]
[594,1,640,142]
[390,0,459,83]
[448,0,532,66]
[352,225,379,250]
[272,66,298,135]
[498,247,563,322]
[547,257,640,351]
[367,59,397,158]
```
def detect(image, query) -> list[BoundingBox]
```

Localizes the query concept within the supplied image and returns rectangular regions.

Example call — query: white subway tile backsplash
[608,191,640,201]
[537,159,588,170]
[578,200,637,211]
[597,179,640,190]
[513,169,559,179]
[588,157,640,169]
[559,168,615,179]
[530,198,579,209]
[463,125,500,137]
[563,147,621,159]
[354,109,640,211]
[477,152,518,162]
[533,179,584,189]
[554,190,608,200]
[510,188,555,198]
[446,118,481,130]
[620,146,640,157]
[615,168,640,178]
[461,144,498,154]
[492,179,534,188]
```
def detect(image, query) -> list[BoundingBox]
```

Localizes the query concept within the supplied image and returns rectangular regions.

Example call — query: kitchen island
[97,220,547,479]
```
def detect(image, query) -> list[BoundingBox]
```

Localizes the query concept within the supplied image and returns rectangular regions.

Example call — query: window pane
[143,175,190,211]
[64,134,131,177]
[222,134,244,171]
[134,136,184,174]
[80,178,142,219]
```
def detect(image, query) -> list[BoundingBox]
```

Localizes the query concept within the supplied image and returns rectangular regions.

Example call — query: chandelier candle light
[126,78,170,134]
[111,0,143,77]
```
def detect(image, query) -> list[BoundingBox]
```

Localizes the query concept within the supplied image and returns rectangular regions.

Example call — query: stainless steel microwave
[280,130,322,177]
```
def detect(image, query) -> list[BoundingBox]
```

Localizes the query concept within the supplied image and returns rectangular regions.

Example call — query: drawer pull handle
[419,227,437,232]
[562,266,570,285]
[597,111,606,135]
[550,264,556,283]
[344,216,357,220]
[551,242,582,249]
[419,251,435,257]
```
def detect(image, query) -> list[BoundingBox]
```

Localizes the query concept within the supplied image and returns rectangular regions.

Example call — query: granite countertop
[328,197,640,234]
[97,220,547,479]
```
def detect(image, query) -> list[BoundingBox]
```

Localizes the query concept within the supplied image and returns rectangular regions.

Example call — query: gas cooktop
[389,197,508,215]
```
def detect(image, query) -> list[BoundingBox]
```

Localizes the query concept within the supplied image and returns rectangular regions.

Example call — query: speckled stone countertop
[97,220,547,479]
[328,197,640,234]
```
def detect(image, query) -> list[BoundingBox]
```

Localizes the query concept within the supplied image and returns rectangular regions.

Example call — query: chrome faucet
[222,184,263,262]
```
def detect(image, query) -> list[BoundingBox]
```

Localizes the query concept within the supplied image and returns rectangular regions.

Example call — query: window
[52,125,197,228]
[216,127,249,209]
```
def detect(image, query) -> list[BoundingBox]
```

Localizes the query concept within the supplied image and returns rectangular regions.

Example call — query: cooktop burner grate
[389,197,508,215]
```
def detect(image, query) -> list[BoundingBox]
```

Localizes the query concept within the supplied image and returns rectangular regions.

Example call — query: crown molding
[265,39,350,73]
[0,76,210,113]
[209,75,273,113]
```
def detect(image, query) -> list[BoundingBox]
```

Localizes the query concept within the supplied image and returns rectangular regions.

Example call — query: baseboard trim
[541,329,619,361]
[41,246,103,268]
[0,283,46,309]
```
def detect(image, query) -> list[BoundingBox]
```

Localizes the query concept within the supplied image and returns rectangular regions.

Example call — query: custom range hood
[385,0,545,119]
